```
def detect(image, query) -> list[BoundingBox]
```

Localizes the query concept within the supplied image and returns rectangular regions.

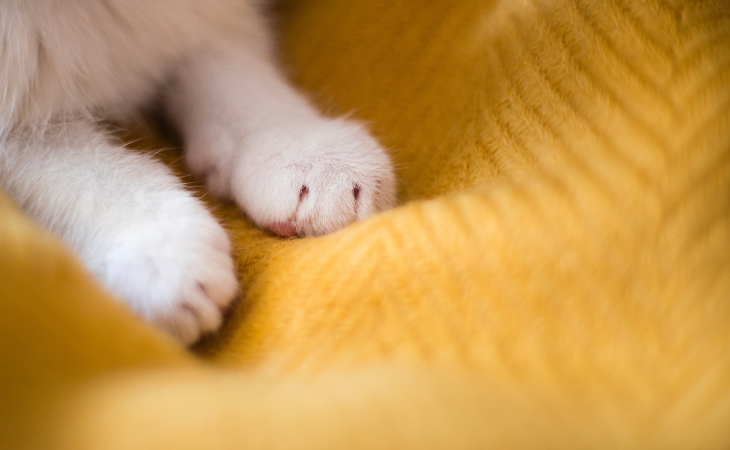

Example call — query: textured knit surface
[1,0,729,448]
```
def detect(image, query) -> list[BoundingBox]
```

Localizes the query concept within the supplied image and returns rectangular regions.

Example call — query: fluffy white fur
[0,0,396,344]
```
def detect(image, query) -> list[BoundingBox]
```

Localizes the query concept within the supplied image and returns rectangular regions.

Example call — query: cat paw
[229,119,396,236]
[87,196,238,345]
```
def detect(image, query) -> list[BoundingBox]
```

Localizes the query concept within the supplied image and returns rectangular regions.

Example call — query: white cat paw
[229,119,396,236]
[87,196,238,345]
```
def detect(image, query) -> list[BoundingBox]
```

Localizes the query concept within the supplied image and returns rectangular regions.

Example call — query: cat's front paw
[88,197,238,345]
[230,119,396,236]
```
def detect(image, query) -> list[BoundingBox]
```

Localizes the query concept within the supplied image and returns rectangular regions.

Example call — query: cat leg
[164,30,396,237]
[0,121,237,344]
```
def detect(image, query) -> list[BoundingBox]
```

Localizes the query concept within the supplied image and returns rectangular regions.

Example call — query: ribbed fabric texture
[1,0,729,448]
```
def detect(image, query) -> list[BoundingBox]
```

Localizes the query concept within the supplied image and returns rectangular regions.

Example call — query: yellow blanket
[2,0,729,448]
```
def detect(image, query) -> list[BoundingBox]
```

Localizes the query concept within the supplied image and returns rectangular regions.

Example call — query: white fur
[0,0,396,344]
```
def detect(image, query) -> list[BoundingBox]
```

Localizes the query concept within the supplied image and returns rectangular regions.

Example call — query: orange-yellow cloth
[1,0,729,448]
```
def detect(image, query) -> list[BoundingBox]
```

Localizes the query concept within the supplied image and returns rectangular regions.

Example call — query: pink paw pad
[266,220,297,237]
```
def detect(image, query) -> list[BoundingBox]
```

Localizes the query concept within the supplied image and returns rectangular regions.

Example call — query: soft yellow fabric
[2,0,729,448]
